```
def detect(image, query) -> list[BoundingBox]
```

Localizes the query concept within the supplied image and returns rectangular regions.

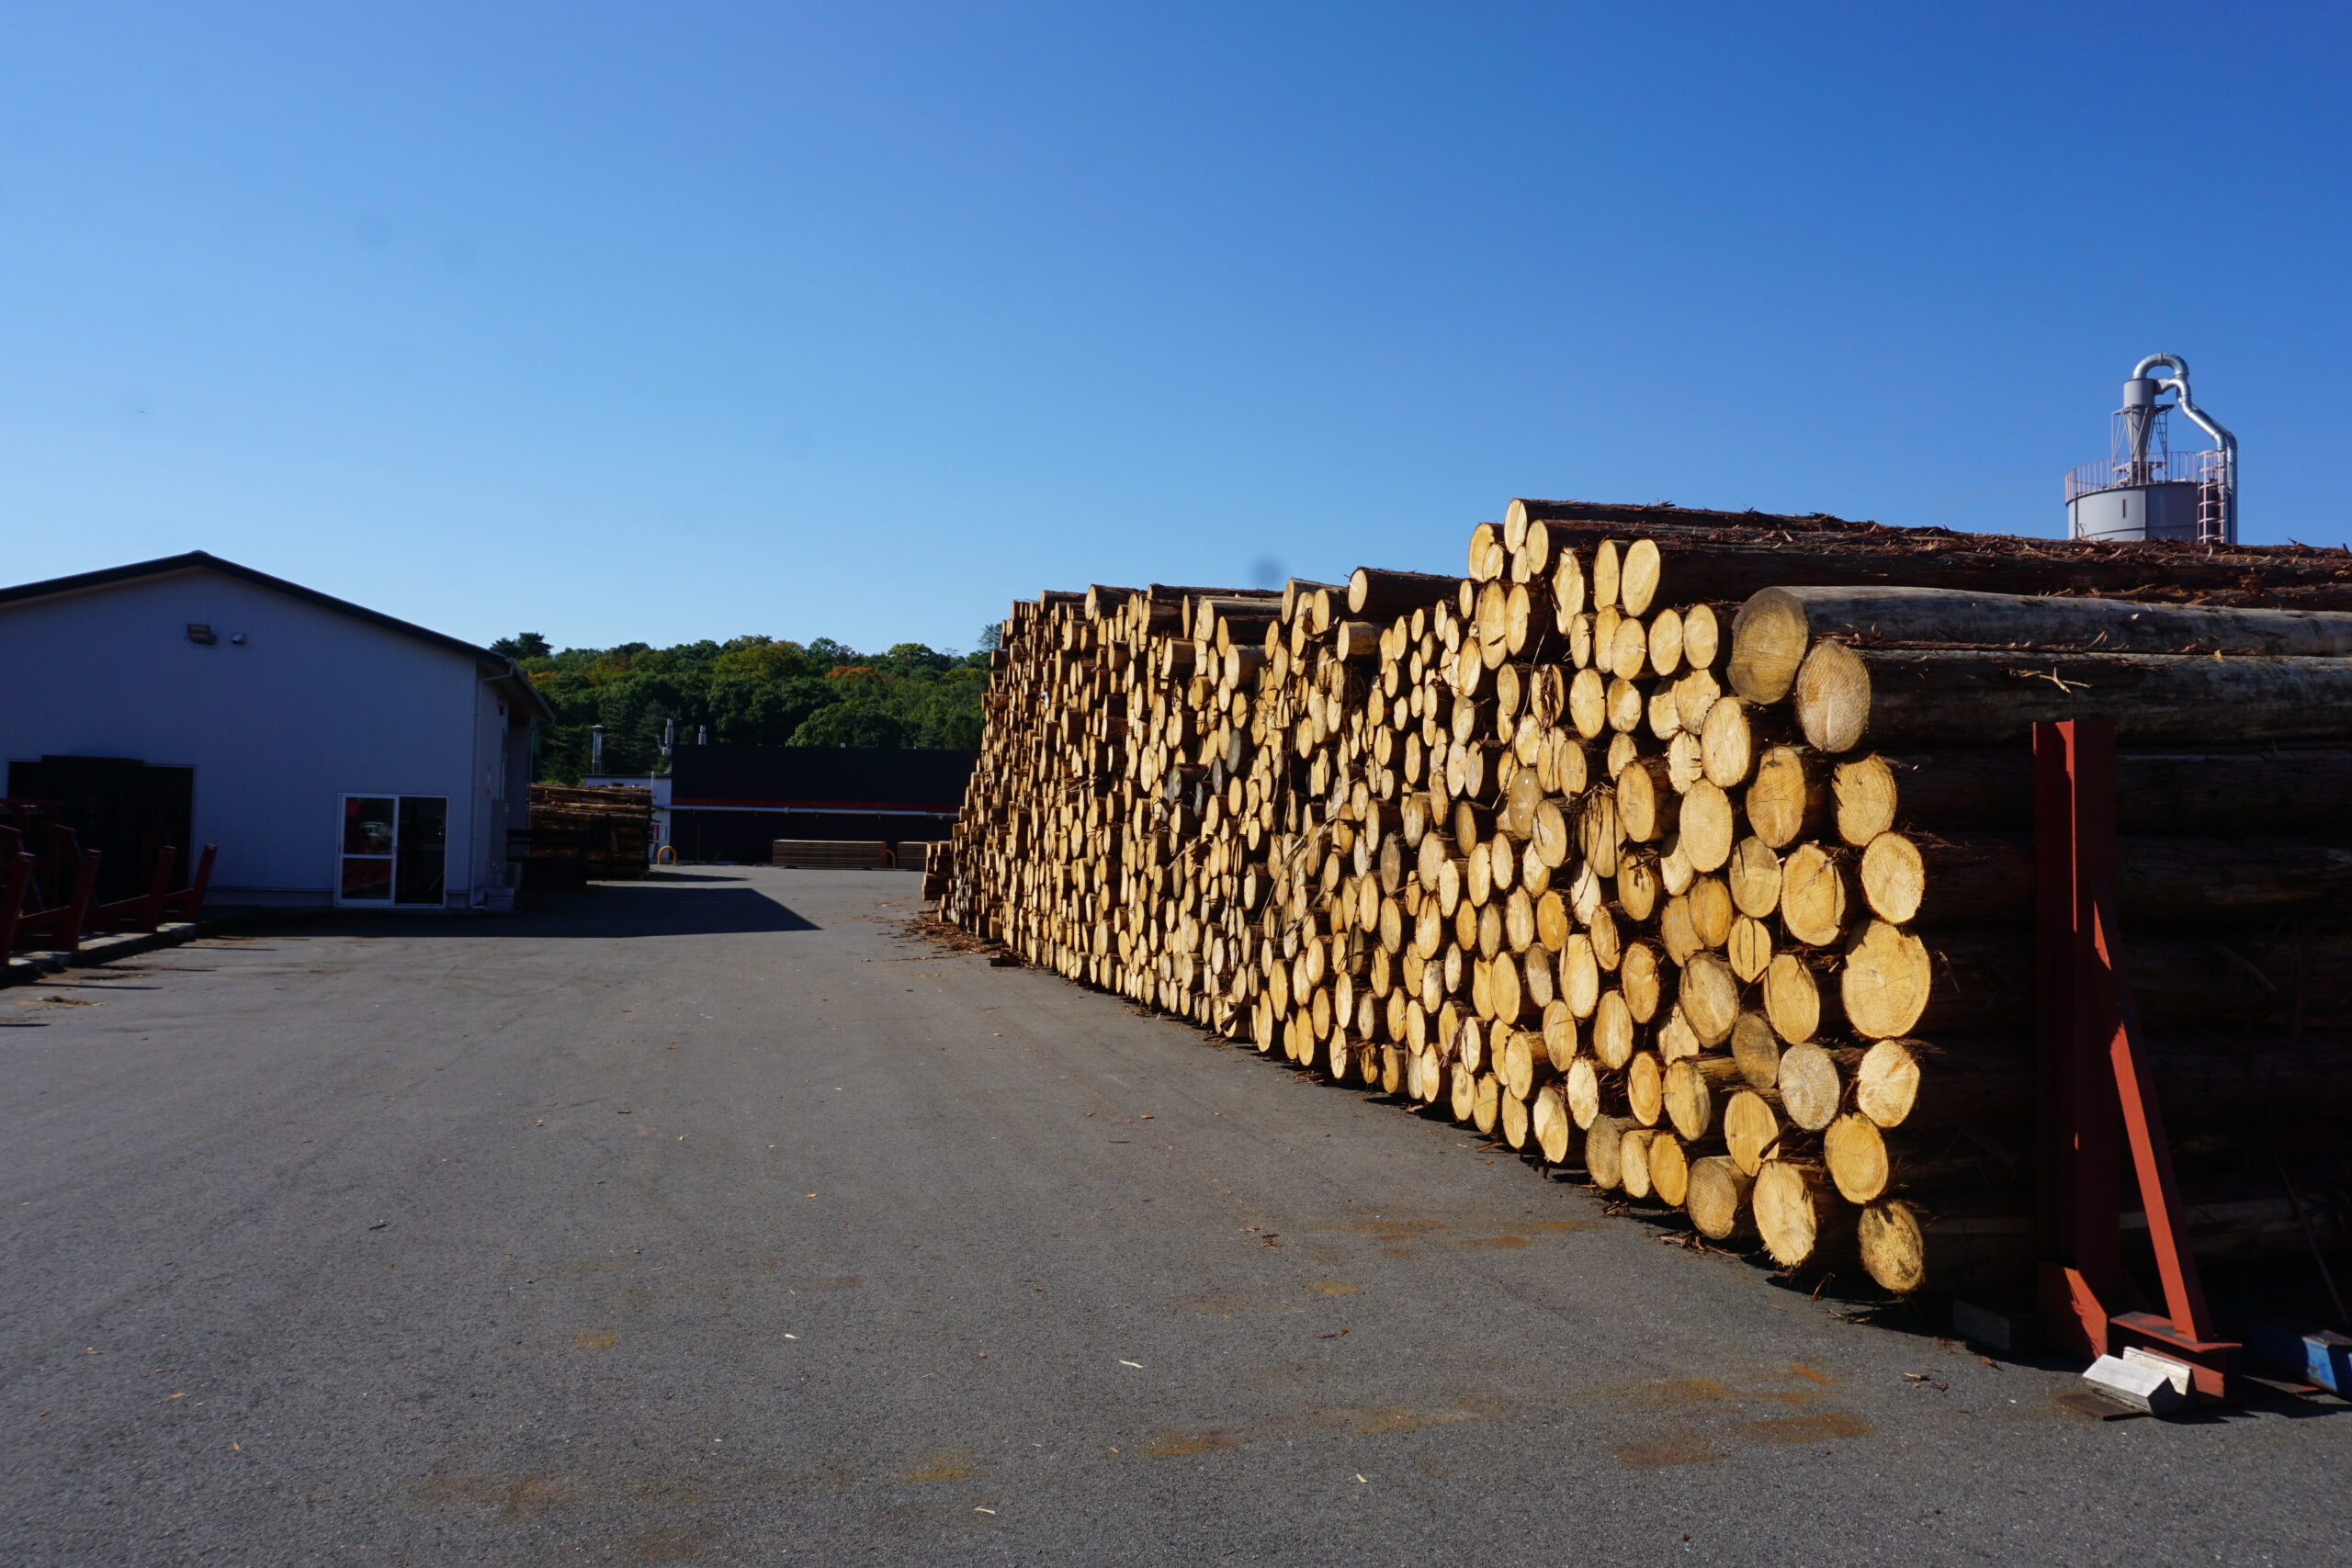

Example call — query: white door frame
[335,793,448,908]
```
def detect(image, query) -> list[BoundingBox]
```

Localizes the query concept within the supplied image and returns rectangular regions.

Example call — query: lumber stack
[771,839,893,870]
[943,504,2352,1296]
[526,784,652,879]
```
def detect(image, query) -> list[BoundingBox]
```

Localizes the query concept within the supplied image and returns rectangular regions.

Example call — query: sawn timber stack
[941,505,2352,1300]
[527,784,653,880]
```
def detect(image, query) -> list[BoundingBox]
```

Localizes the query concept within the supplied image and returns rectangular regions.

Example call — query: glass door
[395,796,447,905]
[340,796,396,903]
[338,795,447,907]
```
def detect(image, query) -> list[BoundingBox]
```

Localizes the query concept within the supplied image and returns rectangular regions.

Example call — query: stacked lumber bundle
[943,504,2352,1296]
[527,784,652,879]
[772,839,893,870]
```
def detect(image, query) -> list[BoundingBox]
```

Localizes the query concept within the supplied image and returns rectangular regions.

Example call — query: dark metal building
[664,745,973,863]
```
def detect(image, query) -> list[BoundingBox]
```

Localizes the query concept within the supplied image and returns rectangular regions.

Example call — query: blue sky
[2,3,2345,654]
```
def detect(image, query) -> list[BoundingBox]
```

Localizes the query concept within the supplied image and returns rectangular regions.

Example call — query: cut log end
[1833,754,1899,846]
[1793,638,1871,754]
[1777,1041,1843,1132]
[1823,1111,1889,1204]
[1731,1010,1782,1089]
[1858,831,1924,924]
[1724,1089,1780,1177]
[1857,1200,1928,1293]
[1727,586,1813,705]
[1687,1155,1754,1240]
[1855,1039,1921,1129]
[1754,1159,1848,1269]
[1841,919,1930,1040]
[1779,842,1849,948]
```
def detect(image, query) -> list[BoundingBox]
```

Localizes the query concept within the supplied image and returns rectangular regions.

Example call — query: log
[1860,1184,2351,1293]
[1746,747,1826,849]
[1753,1159,1854,1269]
[1797,647,2352,754]
[1730,584,2352,705]
[1678,781,1736,873]
[1724,1089,1781,1176]
[1663,1055,1741,1141]
[1776,1041,1851,1132]
[1500,1084,1532,1150]
[1904,927,2352,1034]
[1350,567,1461,621]
[1762,952,1838,1045]
[1626,1051,1664,1126]
[1840,919,1930,1040]
[1779,842,1849,947]
[1678,952,1741,1047]
[1731,1010,1783,1089]
[1860,831,2352,927]
[1533,1083,1575,1164]
[1822,1111,1889,1202]
[1858,1201,2029,1294]
[1879,746,2352,836]
[1687,1156,1754,1240]
[1587,1113,1629,1190]
[1845,1035,2352,1131]
[1486,505,2352,610]
[1649,1133,1690,1208]
[1728,837,1781,919]
[1852,1038,1918,1127]
[1833,754,1899,846]
[1620,1128,1657,1199]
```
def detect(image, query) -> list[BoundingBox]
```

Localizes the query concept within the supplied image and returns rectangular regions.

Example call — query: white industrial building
[0,551,552,908]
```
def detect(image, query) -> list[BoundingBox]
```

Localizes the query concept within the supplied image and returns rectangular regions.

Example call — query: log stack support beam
[2035,718,2236,1397]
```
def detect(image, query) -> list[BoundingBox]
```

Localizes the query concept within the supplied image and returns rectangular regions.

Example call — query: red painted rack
[2035,718,2236,1397]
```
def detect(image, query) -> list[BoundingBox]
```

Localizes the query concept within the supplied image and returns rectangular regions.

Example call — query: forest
[491,628,997,783]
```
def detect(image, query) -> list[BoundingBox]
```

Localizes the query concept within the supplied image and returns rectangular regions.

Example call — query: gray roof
[0,549,557,722]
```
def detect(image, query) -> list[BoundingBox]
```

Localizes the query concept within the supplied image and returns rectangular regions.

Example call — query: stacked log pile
[943,504,2352,1296]
[527,784,652,880]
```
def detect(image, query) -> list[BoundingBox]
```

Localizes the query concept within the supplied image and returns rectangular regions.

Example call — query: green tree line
[492,627,1000,783]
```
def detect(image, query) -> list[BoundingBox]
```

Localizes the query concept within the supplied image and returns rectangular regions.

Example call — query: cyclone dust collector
[2064,354,2237,544]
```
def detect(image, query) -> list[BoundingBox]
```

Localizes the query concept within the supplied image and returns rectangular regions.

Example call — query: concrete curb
[7,907,325,984]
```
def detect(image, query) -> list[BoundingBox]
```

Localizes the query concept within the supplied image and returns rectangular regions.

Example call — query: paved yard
[2,867,2344,1565]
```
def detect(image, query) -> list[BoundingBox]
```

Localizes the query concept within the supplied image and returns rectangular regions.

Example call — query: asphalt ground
[3,866,2346,1566]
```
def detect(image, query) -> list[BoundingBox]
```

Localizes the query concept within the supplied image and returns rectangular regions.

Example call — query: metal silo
[2064,354,2237,544]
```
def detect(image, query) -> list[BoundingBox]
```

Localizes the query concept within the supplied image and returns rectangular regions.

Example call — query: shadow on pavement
[229,877,824,941]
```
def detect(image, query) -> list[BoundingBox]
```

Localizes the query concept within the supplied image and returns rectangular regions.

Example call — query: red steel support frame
[12,839,100,953]
[0,852,33,959]
[159,844,216,925]
[90,845,175,935]
[2036,719,2235,1396]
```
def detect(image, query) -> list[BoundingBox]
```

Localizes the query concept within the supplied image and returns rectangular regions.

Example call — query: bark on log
[1487,506,2352,610]
[1865,831,2352,927]
[1906,928,2352,1033]
[1730,584,2352,704]
[1879,746,2352,836]
[1860,1185,2350,1293]
[1350,567,1462,621]
[1847,1034,2352,1131]
[1799,648,2352,754]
